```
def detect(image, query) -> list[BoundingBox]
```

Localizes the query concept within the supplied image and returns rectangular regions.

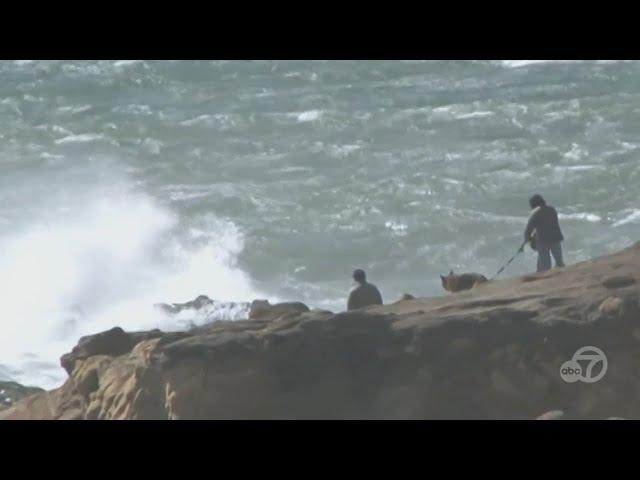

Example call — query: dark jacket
[347,282,383,311]
[525,205,564,245]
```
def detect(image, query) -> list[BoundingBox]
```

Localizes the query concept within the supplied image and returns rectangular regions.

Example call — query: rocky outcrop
[248,300,310,321]
[155,295,215,314]
[3,242,640,420]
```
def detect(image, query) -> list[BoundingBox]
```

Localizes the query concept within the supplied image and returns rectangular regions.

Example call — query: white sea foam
[113,60,143,68]
[54,133,109,145]
[501,60,586,68]
[385,221,408,236]
[501,60,632,68]
[296,110,322,122]
[327,144,362,158]
[141,138,164,155]
[563,143,587,161]
[456,111,495,120]
[0,187,265,388]
[57,105,92,114]
[556,165,601,172]
[613,209,640,227]
[559,213,602,223]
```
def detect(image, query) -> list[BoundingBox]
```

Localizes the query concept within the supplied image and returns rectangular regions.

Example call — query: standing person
[524,194,565,272]
[347,269,383,311]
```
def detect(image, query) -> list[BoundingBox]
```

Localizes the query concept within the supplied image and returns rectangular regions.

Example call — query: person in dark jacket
[523,194,565,272]
[347,269,383,311]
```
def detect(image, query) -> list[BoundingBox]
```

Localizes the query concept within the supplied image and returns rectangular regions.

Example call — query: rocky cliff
[3,242,640,420]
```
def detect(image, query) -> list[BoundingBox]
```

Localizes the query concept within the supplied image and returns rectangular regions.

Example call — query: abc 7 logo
[560,346,607,383]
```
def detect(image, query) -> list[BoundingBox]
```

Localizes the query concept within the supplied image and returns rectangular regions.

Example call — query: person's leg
[551,242,565,268]
[537,242,552,272]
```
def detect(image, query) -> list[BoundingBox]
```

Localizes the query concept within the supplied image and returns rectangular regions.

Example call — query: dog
[440,270,488,293]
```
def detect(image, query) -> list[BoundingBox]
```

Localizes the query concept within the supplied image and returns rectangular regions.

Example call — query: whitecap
[52,125,74,136]
[559,213,602,223]
[613,210,640,227]
[354,112,372,121]
[296,110,322,122]
[500,60,577,68]
[441,178,464,185]
[39,152,64,160]
[169,191,212,202]
[456,111,495,120]
[557,165,600,172]
[328,144,361,158]
[279,166,313,174]
[57,105,92,114]
[385,221,408,236]
[113,60,142,68]
[255,88,275,98]
[141,138,163,155]
[563,143,586,161]
[501,60,632,69]
[432,106,452,113]
[180,114,236,129]
[114,104,153,115]
[54,133,107,145]
[0,98,22,116]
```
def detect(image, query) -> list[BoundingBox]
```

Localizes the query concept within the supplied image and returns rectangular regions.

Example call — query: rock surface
[3,242,640,420]
[154,295,214,314]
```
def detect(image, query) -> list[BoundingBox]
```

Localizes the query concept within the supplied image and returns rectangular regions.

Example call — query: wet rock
[154,295,214,314]
[602,275,636,289]
[248,300,310,321]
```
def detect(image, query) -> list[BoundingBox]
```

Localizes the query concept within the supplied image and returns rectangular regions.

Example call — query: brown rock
[602,275,636,289]
[60,327,165,375]
[599,296,623,317]
[3,242,640,420]
[248,300,310,321]
[392,293,415,304]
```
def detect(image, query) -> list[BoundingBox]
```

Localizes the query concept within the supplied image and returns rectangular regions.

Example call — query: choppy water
[0,60,638,388]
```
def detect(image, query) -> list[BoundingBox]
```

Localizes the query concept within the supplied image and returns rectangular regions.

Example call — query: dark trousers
[537,241,564,272]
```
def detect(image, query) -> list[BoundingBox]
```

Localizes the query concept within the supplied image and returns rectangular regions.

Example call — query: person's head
[353,269,366,283]
[529,194,546,209]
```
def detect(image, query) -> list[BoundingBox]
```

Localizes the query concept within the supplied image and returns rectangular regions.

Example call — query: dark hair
[529,194,546,209]
[353,269,366,283]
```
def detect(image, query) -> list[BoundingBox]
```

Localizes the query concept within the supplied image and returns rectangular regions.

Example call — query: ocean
[0,60,638,388]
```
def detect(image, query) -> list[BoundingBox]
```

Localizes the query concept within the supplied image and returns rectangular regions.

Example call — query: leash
[493,236,532,279]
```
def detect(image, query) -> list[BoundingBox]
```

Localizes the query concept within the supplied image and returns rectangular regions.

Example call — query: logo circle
[572,346,607,383]
[559,360,582,383]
